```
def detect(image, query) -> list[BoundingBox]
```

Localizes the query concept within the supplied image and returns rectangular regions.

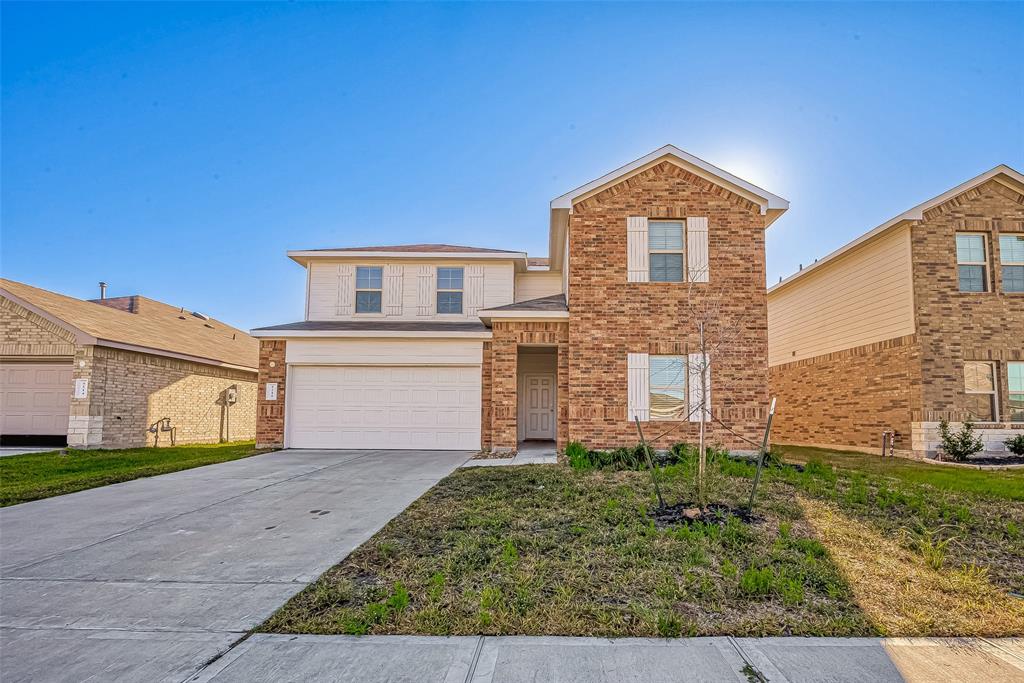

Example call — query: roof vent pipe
[99,282,107,300]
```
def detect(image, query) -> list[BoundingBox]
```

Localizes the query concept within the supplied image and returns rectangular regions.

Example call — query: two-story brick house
[767,165,1024,458]
[253,146,788,453]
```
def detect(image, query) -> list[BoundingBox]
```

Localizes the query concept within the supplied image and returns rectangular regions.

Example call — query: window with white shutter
[687,217,709,283]
[336,264,354,316]
[626,217,649,282]
[383,264,403,316]
[627,353,650,421]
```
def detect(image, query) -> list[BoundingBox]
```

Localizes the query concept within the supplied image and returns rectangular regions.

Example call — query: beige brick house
[253,145,788,453]
[767,165,1024,458]
[0,279,258,449]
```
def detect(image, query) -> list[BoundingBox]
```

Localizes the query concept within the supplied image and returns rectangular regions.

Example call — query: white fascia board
[549,145,790,216]
[769,164,1024,295]
[250,329,494,340]
[288,251,528,266]
[477,310,569,323]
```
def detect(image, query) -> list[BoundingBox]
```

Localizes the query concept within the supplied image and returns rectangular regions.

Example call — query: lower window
[964,361,997,422]
[649,356,687,420]
[1009,362,1024,421]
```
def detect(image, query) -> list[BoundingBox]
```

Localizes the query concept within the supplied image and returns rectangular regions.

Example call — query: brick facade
[68,345,257,448]
[770,335,921,456]
[769,178,1024,458]
[567,161,770,451]
[0,296,76,358]
[256,339,287,448]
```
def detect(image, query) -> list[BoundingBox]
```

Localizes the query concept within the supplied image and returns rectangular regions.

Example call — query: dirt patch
[650,502,759,528]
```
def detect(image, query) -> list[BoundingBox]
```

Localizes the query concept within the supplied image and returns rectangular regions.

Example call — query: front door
[524,374,555,440]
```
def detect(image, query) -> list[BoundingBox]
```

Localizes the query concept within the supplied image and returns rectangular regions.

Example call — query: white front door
[524,374,555,440]
[0,362,73,436]
[287,365,481,450]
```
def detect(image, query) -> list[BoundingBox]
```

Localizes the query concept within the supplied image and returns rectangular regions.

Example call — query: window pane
[650,356,686,388]
[999,235,1024,263]
[1010,394,1024,421]
[437,291,463,314]
[649,222,684,251]
[1009,363,1024,393]
[355,291,381,313]
[1003,265,1024,293]
[437,267,464,290]
[965,393,995,422]
[356,266,382,290]
[650,390,687,420]
[956,234,985,263]
[650,253,684,282]
[958,265,986,292]
[964,362,994,392]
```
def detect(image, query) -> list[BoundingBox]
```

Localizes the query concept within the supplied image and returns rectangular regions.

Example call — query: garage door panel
[1,362,72,437]
[288,364,481,450]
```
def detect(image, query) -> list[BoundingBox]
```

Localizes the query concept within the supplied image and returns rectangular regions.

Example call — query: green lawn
[775,445,1024,501]
[261,449,1024,638]
[0,441,267,506]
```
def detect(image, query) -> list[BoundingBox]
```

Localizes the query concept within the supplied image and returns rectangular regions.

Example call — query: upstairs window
[956,234,988,292]
[437,267,464,314]
[999,234,1024,293]
[649,221,685,282]
[964,361,997,422]
[649,356,687,420]
[1009,362,1024,422]
[355,266,383,313]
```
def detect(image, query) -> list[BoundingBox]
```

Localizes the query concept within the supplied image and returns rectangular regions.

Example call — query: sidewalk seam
[464,635,485,683]
[980,637,1024,665]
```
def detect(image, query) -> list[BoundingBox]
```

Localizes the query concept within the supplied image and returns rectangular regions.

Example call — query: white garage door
[288,365,481,450]
[0,362,73,436]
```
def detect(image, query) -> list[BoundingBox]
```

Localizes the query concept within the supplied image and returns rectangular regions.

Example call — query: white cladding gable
[306,260,515,321]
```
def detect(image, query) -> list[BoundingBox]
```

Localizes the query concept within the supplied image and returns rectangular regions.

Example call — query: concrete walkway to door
[0,448,470,683]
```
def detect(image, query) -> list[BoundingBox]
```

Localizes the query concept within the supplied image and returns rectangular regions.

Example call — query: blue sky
[2,2,1022,330]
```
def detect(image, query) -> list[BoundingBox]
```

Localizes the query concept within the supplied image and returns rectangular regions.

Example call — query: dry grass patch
[800,496,1024,637]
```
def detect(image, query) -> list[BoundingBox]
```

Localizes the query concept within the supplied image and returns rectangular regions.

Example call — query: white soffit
[769,164,1024,295]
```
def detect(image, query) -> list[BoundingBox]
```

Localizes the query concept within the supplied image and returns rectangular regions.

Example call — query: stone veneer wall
[769,334,921,457]
[567,160,770,451]
[69,345,257,448]
[256,339,287,449]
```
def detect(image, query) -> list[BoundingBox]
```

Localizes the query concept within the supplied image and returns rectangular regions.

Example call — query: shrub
[1004,433,1024,456]
[565,441,591,469]
[739,567,772,596]
[938,419,984,462]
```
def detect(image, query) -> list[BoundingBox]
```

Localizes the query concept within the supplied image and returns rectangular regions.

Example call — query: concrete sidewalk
[190,634,1024,682]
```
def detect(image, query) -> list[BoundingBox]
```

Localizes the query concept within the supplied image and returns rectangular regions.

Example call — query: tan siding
[514,271,563,302]
[768,225,915,366]
[307,259,514,321]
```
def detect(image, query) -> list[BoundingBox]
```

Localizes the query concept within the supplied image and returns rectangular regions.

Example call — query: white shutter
[466,265,484,316]
[384,265,403,316]
[627,216,649,283]
[687,353,711,422]
[627,353,650,421]
[687,217,709,283]
[416,266,435,316]
[336,264,354,316]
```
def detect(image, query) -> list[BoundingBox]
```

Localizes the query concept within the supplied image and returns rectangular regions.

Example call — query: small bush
[739,567,772,596]
[565,441,591,469]
[1004,434,1024,456]
[938,418,984,462]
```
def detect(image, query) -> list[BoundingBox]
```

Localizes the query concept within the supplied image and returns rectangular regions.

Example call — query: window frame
[648,355,687,421]
[1008,361,1024,422]
[964,360,999,423]
[998,234,1024,294]
[955,233,989,293]
[648,220,686,283]
[354,265,383,314]
[436,266,464,315]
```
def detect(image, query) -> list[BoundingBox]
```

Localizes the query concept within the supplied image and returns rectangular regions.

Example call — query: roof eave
[250,328,493,340]
[288,250,529,268]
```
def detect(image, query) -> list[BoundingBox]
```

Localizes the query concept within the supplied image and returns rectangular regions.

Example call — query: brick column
[557,337,570,451]
[67,345,105,448]
[256,340,286,449]
[490,334,518,452]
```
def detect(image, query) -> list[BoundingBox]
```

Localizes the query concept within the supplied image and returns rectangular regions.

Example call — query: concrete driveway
[0,449,470,683]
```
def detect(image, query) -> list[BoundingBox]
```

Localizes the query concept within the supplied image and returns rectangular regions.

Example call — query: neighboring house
[767,166,1024,458]
[252,145,788,453]
[0,279,259,449]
